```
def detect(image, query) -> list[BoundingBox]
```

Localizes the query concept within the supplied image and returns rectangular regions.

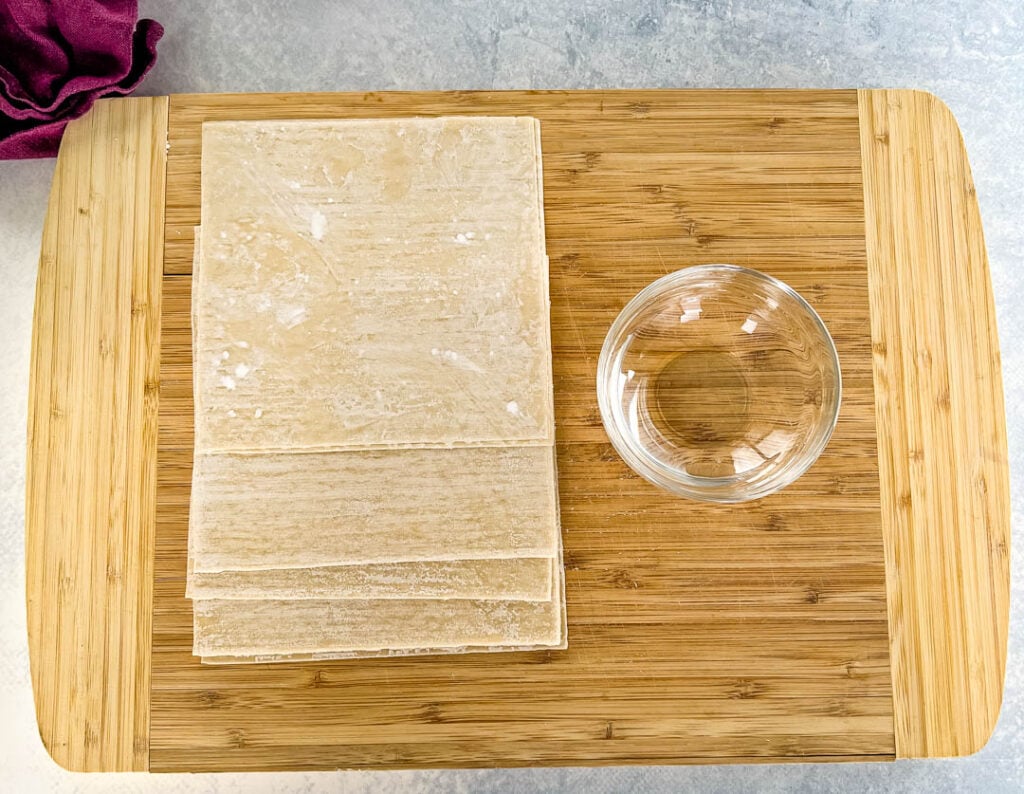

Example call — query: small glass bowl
[596,264,841,503]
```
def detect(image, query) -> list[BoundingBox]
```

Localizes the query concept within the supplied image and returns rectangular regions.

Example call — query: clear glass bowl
[596,264,841,503]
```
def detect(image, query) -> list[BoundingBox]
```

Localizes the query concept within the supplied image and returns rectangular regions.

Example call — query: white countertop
[1,1,1021,790]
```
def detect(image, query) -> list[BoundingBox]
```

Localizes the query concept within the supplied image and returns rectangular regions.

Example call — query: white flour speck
[226,409,237,418]
[276,305,308,329]
[310,210,327,241]
[465,231,476,239]
[220,376,236,391]
[484,233,492,240]
[234,341,250,349]
[454,233,469,244]
[430,348,440,356]
[219,231,227,239]
[234,363,250,378]
[506,401,521,415]
[288,180,302,189]
[221,351,230,360]
[254,408,263,419]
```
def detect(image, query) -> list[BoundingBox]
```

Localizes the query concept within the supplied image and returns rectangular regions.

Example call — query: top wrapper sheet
[196,116,552,452]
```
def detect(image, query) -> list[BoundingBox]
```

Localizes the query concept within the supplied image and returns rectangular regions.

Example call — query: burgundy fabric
[0,0,162,159]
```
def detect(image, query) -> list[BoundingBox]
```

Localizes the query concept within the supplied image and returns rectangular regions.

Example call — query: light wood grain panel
[151,90,894,770]
[147,742,890,773]
[858,89,1011,758]
[25,97,167,771]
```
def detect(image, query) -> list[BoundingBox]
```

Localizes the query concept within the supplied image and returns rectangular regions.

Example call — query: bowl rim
[595,263,843,503]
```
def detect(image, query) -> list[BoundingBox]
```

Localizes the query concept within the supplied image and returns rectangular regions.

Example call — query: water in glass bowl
[597,264,841,502]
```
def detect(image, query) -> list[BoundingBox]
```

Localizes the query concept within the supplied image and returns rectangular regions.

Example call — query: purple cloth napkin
[0,0,162,159]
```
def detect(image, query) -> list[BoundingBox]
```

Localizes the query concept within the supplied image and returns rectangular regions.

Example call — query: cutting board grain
[24,90,1009,772]
[859,89,1011,758]
[25,96,167,772]
[156,89,892,771]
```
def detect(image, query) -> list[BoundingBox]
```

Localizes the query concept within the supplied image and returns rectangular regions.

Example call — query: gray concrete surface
[1,1,1021,790]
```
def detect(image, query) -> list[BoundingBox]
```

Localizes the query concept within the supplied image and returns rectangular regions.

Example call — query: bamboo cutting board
[25,90,1010,772]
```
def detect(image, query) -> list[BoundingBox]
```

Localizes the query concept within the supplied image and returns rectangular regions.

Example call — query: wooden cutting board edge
[22,90,1010,771]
